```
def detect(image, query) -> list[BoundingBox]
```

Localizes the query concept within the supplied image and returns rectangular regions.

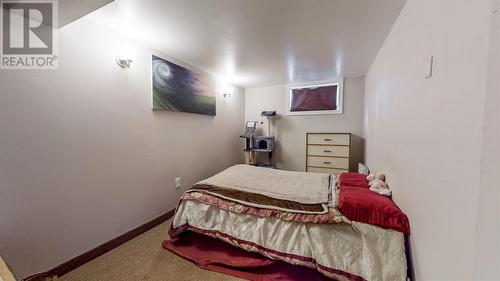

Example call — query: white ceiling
[88,0,406,88]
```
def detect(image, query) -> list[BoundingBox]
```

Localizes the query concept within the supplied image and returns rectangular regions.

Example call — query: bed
[165,164,410,281]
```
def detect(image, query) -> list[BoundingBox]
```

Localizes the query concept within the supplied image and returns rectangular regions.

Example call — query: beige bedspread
[172,165,407,280]
[171,199,407,281]
[197,164,331,204]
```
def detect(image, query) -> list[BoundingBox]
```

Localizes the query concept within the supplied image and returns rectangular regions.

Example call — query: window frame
[285,79,344,116]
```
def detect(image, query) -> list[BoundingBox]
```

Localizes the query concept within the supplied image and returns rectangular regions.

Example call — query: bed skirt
[163,231,334,281]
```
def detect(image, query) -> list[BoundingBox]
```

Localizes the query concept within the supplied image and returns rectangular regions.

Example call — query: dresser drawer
[307,156,349,169]
[307,167,348,175]
[307,145,349,157]
[307,133,350,146]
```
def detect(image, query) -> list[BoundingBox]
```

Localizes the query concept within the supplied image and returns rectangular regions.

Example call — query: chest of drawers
[306,133,351,174]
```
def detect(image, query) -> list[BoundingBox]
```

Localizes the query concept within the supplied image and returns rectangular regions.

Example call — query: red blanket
[338,173,410,235]
[339,172,371,188]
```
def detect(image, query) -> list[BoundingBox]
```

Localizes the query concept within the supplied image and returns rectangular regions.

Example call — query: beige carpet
[59,219,243,281]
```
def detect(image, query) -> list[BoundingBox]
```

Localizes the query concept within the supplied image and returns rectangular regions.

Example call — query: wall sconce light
[116,45,137,69]
[222,85,234,98]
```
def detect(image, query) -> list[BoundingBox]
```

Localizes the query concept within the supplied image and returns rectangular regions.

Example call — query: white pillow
[358,163,370,175]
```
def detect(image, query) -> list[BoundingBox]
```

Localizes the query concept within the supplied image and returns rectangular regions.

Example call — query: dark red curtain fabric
[163,232,335,281]
[291,85,337,112]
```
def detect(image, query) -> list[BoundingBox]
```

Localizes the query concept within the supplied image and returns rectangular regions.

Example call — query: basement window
[286,80,343,115]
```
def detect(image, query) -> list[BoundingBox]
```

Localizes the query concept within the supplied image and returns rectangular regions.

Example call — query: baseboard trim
[25,209,176,280]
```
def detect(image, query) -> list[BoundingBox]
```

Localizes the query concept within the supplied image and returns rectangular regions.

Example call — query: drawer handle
[323,161,332,165]
[324,138,332,141]
[323,150,332,153]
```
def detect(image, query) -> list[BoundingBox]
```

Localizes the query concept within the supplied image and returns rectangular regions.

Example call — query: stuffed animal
[367,173,391,196]
[375,173,386,181]
[367,173,386,182]
[370,187,392,196]
[369,178,388,189]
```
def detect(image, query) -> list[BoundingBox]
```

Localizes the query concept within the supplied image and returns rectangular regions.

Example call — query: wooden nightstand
[306,133,351,174]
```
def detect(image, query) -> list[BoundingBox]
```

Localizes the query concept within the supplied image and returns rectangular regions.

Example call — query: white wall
[245,77,365,172]
[474,0,500,279]
[364,0,495,280]
[0,17,245,279]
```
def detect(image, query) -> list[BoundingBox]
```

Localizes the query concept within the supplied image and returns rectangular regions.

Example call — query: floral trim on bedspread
[333,175,341,207]
[181,191,350,224]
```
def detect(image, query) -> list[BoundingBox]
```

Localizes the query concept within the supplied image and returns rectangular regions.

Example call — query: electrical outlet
[175,177,181,189]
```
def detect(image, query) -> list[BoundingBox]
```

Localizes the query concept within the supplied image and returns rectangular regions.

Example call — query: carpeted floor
[59,219,243,281]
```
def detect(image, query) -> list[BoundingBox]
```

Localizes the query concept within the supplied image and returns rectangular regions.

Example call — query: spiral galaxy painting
[152,55,216,115]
